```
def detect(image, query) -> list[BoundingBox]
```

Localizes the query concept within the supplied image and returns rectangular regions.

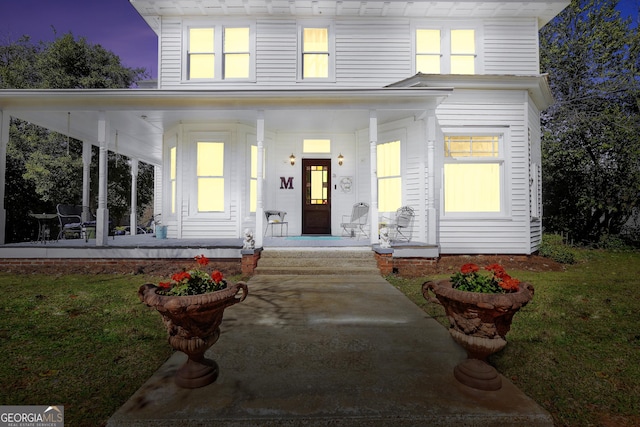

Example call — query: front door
[302,159,331,234]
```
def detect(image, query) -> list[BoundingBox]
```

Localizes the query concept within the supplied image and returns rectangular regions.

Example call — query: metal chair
[386,206,415,242]
[56,204,87,240]
[264,210,288,236]
[340,202,369,239]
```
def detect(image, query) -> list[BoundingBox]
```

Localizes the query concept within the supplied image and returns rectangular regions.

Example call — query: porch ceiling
[1,87,450,165]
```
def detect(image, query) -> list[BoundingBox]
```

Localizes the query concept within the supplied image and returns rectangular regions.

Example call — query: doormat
[286,236,342,240]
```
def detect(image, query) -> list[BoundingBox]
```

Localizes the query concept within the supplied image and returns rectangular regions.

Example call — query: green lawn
[0,274,172,426]
[388,250,640,427]
[1,250,639,426]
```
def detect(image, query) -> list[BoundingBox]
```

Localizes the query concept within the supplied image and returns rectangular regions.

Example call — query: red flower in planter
[451,263,520,293]
[461,263,480,274]
[159,254,228,296]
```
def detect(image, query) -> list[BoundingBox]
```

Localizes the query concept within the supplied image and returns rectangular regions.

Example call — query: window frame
[412,22,482,75]
[441,128,509,218]
[187,132,231,219]
[183,21,256,82]
[164,135,178,220]
[376,136,403,215]
[297,20,336,82]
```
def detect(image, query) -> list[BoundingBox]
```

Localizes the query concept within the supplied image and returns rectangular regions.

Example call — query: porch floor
[0,234,384,260]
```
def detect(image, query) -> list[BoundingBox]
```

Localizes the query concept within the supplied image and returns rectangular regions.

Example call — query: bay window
[443,135,503,214]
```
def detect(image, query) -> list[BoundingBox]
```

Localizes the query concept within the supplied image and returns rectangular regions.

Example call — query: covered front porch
[0,86,450,251]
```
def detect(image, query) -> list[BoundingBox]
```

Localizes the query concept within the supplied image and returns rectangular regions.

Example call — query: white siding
[159,18,182,89]
[436,89,531,254]
[158,16,543,89]
[528,98,543,253]
[256,20,297,85]
[483,19,540,75]
[335,19,411,87]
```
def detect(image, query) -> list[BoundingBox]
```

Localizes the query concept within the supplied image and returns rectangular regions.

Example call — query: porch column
[82,141,91,222]
[95,112,109,246]
[426,111,439,246]
[130,158,139,235]
[0,111,8,244]
[255,111,265,248]
[369,110,379,245]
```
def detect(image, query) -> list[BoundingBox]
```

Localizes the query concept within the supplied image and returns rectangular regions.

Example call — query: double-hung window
[377,140,402,213]
[196,141,225,212]
[299,23,334,80]
[415,26,477,75]
[443,134,504,214]
[186,24,254,81]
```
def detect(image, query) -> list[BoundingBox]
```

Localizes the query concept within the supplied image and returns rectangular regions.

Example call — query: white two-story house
[0,0,568,255]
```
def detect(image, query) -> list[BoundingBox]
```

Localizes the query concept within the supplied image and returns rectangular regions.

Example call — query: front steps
[254,248,380,275]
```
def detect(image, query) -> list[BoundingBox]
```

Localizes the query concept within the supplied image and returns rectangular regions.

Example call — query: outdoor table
[29,213,58,243]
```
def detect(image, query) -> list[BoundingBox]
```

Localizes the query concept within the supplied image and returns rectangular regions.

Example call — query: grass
[387,249,640,427]
[1,251,639,426]
[0,274,172,426]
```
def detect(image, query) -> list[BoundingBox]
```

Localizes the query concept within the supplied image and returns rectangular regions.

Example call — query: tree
[540,0,640,244]
[0,33,153,241]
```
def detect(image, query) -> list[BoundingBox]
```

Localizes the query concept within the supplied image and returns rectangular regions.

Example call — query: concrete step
[255,249,380,275]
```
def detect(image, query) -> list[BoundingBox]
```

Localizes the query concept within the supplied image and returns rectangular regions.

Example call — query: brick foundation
[241,249,262,277]
[0,258,242,277]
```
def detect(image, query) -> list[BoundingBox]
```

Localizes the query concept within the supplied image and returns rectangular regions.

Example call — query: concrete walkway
[107,274,553,426]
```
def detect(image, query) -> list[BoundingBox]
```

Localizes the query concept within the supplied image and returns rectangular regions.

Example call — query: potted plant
[422,263,534,391]
[138,255,248,388]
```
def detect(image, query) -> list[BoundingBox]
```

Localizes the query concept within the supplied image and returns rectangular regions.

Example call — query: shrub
[538,234,576,264]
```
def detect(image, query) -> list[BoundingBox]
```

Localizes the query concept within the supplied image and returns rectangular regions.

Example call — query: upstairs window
[415,26,477,75]
[416,29,441,74]
[186,24,254,81]
[224,27,250,79]
[189,28,215,79]
[299,23,334,80]
[450,30,475,74]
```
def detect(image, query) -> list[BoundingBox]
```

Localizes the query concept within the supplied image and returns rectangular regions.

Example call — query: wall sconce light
[338,153,344,166]
[289,153,296,166]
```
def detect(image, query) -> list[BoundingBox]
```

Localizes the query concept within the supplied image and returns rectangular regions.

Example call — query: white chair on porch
[340,202,369,239]
[385,206,415,242]
[264,210,288,236]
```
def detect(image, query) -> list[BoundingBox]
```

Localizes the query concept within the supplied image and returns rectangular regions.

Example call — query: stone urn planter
[138,281,248,389]
[422,278,534,391]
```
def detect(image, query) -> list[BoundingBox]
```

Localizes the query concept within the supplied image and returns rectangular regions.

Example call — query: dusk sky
[0,0,158,79]
[0,0,638,83]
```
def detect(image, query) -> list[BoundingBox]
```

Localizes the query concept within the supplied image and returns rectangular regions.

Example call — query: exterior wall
[436,89,532,254]
[158,16,540,89]
[528,99,543,253]
[484,19,540,74]
[165,122,253,239]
